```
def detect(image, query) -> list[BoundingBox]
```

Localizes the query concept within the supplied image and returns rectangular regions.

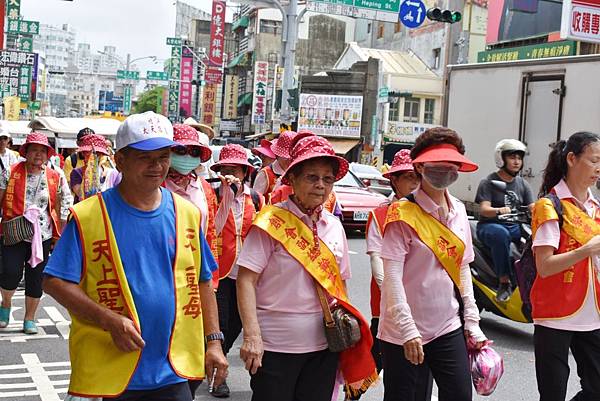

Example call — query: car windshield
[351,163,382,176]
[335,171,365,188]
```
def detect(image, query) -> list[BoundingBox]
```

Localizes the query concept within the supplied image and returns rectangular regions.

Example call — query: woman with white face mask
[378,128,488,401]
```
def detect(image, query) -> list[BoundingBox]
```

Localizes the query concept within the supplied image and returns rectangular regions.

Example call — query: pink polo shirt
[236,199,351,353]
[378,188,475,345]
[533,179,600,331]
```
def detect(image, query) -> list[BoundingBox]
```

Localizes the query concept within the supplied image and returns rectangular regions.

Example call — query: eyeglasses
[302,174,336,185]
[171,145,203,158]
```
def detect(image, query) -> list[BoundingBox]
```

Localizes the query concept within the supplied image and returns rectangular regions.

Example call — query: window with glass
[389,100,400,121]
[260,20,281,35]
[424,99,435,124]
[377,23,384,39]
[403,97,420,123]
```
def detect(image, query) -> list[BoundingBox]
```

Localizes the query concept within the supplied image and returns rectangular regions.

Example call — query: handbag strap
[315,282,336,328]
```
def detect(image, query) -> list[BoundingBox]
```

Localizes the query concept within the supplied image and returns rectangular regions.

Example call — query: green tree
[133,86,164,114]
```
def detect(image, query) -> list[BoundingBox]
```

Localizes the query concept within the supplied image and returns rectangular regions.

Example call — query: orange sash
[253,205,377,397]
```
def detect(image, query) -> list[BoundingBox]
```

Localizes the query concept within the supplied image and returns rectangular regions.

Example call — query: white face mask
[422,162,459,190]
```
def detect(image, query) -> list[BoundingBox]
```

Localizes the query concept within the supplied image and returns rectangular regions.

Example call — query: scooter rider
[475,139,535,302]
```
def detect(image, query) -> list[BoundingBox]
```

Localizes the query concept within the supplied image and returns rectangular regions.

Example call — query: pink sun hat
[251,139,276,160]
[19,132,56,158]
[172,124,212,162]
[77,134,110,155]
[281,135,349,185]
[210,144,255,173]
[271,130,298,159]
[383,149,414,179]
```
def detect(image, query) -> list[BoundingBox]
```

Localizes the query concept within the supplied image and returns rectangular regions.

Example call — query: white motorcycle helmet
[494,139,527,169]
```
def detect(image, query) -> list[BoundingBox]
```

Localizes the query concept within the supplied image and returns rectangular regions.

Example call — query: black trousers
[371,317,384,373]
[534,325,600,401]
[102,381,193,401]
[0,239,52,298]
[382,328,471,401]
[250,349,338,401]
[216,277,242,355]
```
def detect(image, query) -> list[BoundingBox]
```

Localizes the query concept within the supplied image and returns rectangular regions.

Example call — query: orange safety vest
[2,162,61,239]
[200,178,220,289]
[217,193,260,279]
[269,184,337,214]
[530,197,600,320]
[263,165,278,197]
[365,204,389,318]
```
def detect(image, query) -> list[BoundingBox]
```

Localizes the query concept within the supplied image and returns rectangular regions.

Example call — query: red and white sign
[179,46,194,118]
[205,66,222,85]
[562,0,600,43]
[207,0,226,85]
[252,61,269,126]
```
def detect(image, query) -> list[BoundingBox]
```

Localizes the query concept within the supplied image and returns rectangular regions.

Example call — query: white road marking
[348,250,358,255]
[43,306,70,339]
[21,353,63,401]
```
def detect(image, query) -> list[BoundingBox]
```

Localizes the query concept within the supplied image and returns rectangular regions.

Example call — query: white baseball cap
[115,111,175,151]
[0,121,11,139]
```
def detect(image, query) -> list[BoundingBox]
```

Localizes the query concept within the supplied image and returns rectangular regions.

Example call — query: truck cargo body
[445,55,600,203]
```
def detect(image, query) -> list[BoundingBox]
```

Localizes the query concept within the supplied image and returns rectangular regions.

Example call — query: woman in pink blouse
[379,128,487,401]
[236,135,376,401]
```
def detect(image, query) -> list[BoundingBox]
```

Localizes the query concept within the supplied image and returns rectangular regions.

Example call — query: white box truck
[445,54,600,203]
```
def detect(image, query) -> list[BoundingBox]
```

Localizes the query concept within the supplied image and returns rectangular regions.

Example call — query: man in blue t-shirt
[43,112,228,401]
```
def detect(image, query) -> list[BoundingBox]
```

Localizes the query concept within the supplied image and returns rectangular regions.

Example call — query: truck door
[519,74,565,196]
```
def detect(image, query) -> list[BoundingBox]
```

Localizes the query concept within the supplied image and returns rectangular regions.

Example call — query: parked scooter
[469,180,533,323]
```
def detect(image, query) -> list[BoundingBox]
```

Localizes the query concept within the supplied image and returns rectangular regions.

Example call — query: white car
[349,162,392,197]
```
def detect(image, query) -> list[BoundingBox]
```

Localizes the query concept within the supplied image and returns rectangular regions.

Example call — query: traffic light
[287,88,299,110]
[426,8,462,23]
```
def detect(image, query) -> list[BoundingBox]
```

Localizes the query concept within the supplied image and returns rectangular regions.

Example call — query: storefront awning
[327,138,360,155]
[237,92,252,107]
[227,52,249,69]
[232,15,249,31]
[55,138,78,149]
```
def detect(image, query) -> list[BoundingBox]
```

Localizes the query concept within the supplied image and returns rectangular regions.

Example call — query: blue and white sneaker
[0,306,9,328]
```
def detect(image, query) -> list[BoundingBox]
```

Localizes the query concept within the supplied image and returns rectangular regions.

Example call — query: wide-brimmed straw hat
[210,144,255,173]
[383,149,414,179]
[412,143,478,172]
[172,124,212,162]
[251,139,276,160]
[281,136,349,185]
[77,134,110,155]
[19,132,55,157]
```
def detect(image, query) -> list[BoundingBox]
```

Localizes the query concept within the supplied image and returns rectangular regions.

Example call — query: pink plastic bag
[467,338,504,396]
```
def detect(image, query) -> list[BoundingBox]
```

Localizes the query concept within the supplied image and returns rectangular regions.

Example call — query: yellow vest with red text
[67,193,205,398]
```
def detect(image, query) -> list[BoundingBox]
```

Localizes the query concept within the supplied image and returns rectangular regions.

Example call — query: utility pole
[279,0,297,124]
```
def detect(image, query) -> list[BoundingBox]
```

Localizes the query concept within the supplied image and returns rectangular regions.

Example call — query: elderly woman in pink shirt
[236,135,376,401]
[379,128,487,401]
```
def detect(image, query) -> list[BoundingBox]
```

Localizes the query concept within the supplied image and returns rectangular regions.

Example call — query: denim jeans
[476,222,521,279]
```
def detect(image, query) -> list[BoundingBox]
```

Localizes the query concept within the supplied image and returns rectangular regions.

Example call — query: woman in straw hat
[236,135,376,401]
[0,132,73,334]
[379,128,487,401]
[70,134,121,204]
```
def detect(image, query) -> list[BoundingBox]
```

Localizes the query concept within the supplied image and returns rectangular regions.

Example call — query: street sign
[146,70,168,81]
[399,0,426,28]
[28,100,40,110]
[378,86,389,103]
[306,0,400,22]
[166,37,182,46]
[561,0,600,44]
[6,19,39,35]
[123,86,132,115]
[6,0,21,20]
[18,37,32,52]
[117,70,140,80]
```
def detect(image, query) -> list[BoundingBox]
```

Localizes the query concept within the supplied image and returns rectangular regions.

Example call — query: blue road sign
[399,0,426,28]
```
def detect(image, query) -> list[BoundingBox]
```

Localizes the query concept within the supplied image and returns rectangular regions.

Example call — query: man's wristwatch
[206,332,225,343]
